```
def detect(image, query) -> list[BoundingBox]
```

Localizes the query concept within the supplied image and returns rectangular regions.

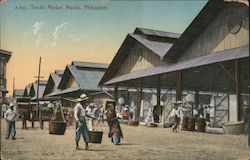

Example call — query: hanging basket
[88,131,103,143]
[49,121,67,135]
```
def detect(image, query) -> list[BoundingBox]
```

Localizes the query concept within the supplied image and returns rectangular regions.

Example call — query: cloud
[52,22,68,40]
[49,22,69,47]
[32,21,44,45]
[33,21,44,36]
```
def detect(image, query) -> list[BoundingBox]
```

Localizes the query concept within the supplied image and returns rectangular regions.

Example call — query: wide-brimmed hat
[9,103,14,107]
[76,93,89,102]
[173,100,182,104]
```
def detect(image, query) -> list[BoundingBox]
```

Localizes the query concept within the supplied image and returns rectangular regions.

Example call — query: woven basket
[88,131,103,143]
[128,121,139,126]
[49,121,67,135]
[163,123,173,128]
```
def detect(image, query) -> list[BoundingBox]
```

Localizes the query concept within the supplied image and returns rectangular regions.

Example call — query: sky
[0,0,208,96]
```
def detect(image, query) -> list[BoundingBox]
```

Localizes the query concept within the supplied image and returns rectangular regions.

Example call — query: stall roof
[0,49,12,62]
[30,81,47,100]
[99,28,180,85]
[130,34,174,58]
[163,0,248,61]
[13,89,24,97]
[66,65,105,91]
[43,71,63,97]
[45,86,80,97]
[72,61,109,70]
[104,45,249,86]
[134,28,181,39]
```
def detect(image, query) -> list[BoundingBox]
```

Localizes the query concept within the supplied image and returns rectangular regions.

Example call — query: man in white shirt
[170,101,181,132]
[74,94,96,150]
[74,94,90,150]
[4,103,18,140]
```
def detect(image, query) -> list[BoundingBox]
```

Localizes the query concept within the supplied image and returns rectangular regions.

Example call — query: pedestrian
[4,103,18,140]
[74,93,93,150]
[209,105,215,127]
[170,101,181,132]
[86,103,95,131]
[2,103,8,118]
[106,106,123,145]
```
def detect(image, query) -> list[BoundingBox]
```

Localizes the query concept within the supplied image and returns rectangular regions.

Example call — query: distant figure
[170,102,181,132]
[209,105,215,127]
[86,103,95,131]
[2,103,8,118]
[97,104,104,124]
[74,94,91,150]
[120,105,129,123]
[129,102,136,121]
[4,103,18,140]
[197,104,204,119]
[145,106,153,126]
[153,105,163,123]
[106,107,123,145]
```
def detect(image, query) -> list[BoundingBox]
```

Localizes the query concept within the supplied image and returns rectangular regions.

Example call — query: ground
[1,119,249,160]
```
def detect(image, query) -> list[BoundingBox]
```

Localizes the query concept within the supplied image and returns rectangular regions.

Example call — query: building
[43,70,64,97]
[45,61,113,107]
[23,83,32,97]
[13,89,25,98]
[29,80,47,101]
[0,49,12,105]
[100,0,249,126]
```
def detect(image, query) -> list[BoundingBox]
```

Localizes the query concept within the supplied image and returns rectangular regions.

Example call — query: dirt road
[1,119,249,160]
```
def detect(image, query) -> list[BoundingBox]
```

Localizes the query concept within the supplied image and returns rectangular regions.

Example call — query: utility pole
[12,76,15,97]
[34,57,44,129]
[34,57,43,104]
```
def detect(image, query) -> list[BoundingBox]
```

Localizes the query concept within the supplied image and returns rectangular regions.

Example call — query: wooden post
[176,71,182,101]
[157,76,161,106]
[114,85,118,103]
[137,79,143,121]
[235,59,241,121]
[194,90,199,118]
[126,87,129,105]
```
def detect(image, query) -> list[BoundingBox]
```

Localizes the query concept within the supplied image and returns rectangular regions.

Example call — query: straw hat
[173,100,182,104]
[9,103,14,107]
[76,93,89,102]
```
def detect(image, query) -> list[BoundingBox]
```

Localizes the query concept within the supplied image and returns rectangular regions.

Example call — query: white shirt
[74,103,86,122]
[4,107,18,121]
[170,108,180,118]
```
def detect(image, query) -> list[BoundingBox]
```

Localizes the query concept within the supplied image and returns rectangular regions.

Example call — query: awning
[104,45,249,85]
[45,86,80,97]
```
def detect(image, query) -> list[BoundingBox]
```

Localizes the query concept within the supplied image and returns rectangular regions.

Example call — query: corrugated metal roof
[23,84,32,97]
[164,0,248,61]
[13,89,24,97]
[72,61,109,69]
[135,28,181,39]
[45,86,80,97]
[30,81,47,100]
[105,45,249,85]
[99,29,179,85]
[130,34,174,58]
[43,71,63,97]
[55,70,64,75]
[67,65,105,91]
[0,49,12,61]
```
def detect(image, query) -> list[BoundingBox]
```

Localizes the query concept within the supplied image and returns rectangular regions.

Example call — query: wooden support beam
[157,76,161,106]
[235,59,241,121]
[176,71,182,101]
[114,85,118,103]
[137,79,143,121]
[126,87,129,105]
[218,63,235,81]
